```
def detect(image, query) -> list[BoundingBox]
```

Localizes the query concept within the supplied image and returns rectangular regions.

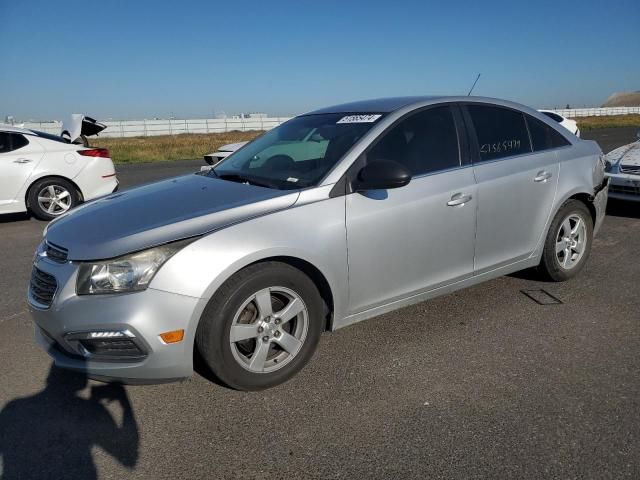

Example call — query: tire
[538,200,593,281]
[196,262,324,391]
[28,178,80,221]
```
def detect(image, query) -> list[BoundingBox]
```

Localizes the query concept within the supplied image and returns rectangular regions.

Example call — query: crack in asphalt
[0,310,29,325]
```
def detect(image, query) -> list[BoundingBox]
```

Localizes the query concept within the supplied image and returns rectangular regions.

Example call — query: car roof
[0,123,35,135]
[304,96,540,115]
[306,96,442,114]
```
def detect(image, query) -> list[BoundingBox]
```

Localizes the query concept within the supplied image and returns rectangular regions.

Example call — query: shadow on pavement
[0,364,139,480]
[606,199,640,219]
[0,212,33,224]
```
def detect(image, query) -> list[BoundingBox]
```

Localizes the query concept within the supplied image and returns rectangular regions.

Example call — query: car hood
[46,174,299,261]
[606,141,640,167]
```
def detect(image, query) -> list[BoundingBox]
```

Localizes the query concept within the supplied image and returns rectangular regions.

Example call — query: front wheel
[196,262,324,391]
[538,200,593,281]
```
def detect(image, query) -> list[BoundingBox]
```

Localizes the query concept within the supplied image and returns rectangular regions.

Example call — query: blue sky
[1,0,638,120]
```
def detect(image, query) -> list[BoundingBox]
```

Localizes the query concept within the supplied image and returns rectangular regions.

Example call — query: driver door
[345,105,477,314]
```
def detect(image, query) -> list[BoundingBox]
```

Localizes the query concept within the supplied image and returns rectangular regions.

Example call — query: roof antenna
[467,73,481,96]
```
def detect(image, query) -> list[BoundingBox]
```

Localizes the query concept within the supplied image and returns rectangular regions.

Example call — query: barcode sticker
[336,114,382,124]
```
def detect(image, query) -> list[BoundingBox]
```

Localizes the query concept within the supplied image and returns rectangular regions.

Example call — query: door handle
[534,171,552,182]
[13,158,33,164]
[447,192,473,207]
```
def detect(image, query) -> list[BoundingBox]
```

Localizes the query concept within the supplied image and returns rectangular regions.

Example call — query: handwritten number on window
[479,139,521,155]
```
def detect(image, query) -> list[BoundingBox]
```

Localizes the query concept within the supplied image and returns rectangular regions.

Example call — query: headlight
[76,238,194,295]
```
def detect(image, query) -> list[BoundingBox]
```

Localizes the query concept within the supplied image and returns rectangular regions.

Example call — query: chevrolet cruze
[29,97,609,390]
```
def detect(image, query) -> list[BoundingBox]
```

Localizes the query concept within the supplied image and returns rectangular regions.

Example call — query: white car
[0,120,118,220]
[204,141,247,165]
[539,110,580,137]
[605,131,640,201]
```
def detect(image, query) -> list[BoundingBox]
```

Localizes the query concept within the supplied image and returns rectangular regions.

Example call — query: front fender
[150,195,349,325]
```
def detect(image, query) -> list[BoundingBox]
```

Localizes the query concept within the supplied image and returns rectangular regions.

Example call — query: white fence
[20,107,640,138]
[550,106,640,118]
[21,117,293,138]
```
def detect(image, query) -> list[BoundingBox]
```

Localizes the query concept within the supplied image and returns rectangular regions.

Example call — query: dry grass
[91,131,263,164]
[576,114,640,131]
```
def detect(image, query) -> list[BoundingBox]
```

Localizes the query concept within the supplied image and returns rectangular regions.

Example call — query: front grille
[620,164,640,175]
[45,242,68,263]
[30,267,58,307]
[610,184,640,196]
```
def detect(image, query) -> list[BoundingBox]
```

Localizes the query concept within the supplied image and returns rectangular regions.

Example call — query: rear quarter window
[467,105,532,162]
[0,132,29,153]
[526,115,571,151]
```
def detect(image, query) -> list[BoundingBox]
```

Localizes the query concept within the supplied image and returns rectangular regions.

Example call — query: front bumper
[593,177,609,237]
[28,256,207,383]
[606,172,640,202]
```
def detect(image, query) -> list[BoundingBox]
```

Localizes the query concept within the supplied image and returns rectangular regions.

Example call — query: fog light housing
[64,330,148,362]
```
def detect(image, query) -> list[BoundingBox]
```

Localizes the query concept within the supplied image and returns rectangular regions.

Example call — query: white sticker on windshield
[336,114,382,124]
[287,177,299,183]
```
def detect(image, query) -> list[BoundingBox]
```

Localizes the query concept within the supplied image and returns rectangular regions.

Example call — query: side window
[0,133,29,154]
[526,114,571,151]
[368,106,460,176]
[467,105,532,162]
[12,134,28,151]
[0,132,11,153]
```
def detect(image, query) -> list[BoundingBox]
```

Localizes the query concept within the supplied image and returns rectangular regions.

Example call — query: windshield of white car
[541,111,563,123]
[210,113,384,189]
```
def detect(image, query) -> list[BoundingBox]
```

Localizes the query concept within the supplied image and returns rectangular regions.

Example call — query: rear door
[345,105,477,314]
[0,133,43,209]
[463,104,560,273]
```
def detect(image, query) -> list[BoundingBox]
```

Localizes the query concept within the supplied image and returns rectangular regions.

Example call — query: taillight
[78,148,110,158]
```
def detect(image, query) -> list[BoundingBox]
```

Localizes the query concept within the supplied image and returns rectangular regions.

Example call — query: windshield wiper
[216,173,279,189]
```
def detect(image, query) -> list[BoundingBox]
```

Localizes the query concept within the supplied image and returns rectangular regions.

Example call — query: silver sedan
[605,131,640,201]
[29,96,608,390]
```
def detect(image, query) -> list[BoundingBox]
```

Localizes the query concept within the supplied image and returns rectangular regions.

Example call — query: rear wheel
[28,178,80,221]
[538,200,593,281]
[196,262,324,391]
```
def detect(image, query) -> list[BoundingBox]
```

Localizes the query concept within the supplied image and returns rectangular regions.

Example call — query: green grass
[576,114,640,131]
[91,131,263,164]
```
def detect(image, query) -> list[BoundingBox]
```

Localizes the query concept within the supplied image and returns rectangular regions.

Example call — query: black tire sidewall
[541,200,593,281]
[196,263,324,391]
[28,178,79,221]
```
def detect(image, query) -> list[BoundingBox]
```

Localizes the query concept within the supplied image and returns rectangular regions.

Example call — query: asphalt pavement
[0,128,638,479]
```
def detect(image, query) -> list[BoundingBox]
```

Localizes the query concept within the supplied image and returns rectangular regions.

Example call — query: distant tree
[565,104,571,109]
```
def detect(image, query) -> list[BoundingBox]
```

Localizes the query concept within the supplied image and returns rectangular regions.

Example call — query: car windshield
[210,113,383,189]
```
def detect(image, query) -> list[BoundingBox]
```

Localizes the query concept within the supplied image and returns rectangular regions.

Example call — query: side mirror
[355,159,411,191]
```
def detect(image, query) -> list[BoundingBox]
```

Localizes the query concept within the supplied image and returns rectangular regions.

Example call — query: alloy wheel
[555,213,587,270]
[37,185,72,216]
[229,286,309,373]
